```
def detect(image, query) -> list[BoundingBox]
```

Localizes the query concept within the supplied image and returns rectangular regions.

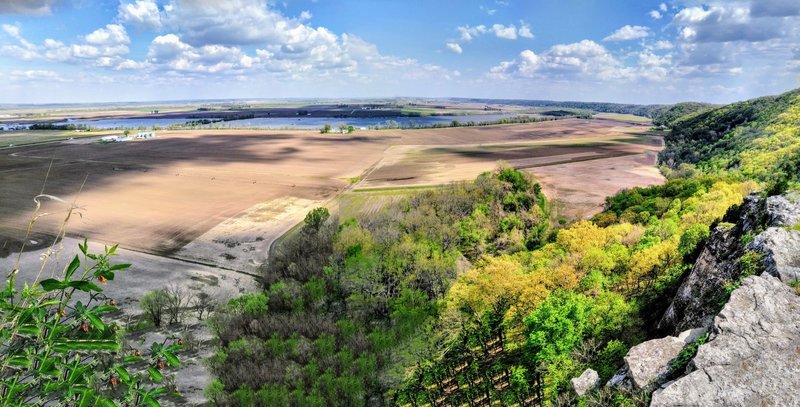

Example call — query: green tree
[321,123,332,134]
[304,207,330,231]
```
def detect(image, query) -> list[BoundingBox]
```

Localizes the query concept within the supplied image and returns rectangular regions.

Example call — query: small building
[136,131,156,139]
[101,135,120,142]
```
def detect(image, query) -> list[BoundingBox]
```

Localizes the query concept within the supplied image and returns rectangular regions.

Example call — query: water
[211,113,537,129]
[54,117,222,129]
[55,113,538,130]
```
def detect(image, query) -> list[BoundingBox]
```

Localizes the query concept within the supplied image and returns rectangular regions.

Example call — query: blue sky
[1,0,798,104]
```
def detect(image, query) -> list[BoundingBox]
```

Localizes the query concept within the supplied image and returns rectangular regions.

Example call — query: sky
[0,0,799,104]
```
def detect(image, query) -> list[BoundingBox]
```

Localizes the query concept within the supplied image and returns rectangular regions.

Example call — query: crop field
[0,118,662,272]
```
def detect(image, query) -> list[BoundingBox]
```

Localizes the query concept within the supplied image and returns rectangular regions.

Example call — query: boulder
[651,274,800,406]
[765,193,800,227]
[623,336,685,390]
[570,368,600,396]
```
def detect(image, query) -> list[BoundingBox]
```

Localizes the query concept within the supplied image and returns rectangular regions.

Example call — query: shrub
[0,241,180,405]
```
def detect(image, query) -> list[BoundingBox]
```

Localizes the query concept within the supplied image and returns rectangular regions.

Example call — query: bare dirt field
[357,120,664,219]
[0,130,389,269]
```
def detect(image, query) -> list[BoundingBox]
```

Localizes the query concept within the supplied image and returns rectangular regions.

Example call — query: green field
[0,130,116,147]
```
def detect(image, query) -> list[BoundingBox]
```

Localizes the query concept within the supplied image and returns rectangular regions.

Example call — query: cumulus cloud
[603,25,650,41]
[649,10,662,19]
[457,25,487,41]
[492,24,517,40]
[456,21,532,42]
[1,23,133,68]
[518,21,534,39]
[674,5,783,43]
[118,0,163,30]
[490,40,635,81]
[446,42,462,54]
[0,0,56,15]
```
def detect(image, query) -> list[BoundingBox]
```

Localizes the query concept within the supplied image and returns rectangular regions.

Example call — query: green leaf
[40,279,67,291]
[108,263,130,271]
[68,280,103,293]
[53,339,120,352]
[65,255,81,281]
[162,351,180,368]
[8,356,32,367]
[113,366,132,382]
[85,312,106,331]
[147,367,163,382]
[91,305,119,314]
[122,355,143,363]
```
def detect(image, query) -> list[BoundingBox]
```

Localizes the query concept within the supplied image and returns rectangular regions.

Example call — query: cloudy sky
[1,0,798,104]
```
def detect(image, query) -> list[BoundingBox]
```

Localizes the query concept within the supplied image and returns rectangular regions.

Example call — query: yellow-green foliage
[739,95,800,182]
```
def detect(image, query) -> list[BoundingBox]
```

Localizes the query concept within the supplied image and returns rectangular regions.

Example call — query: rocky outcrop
[748,226,800,283]
[659,192,800,334]
[570,368,600,396]
[606,328,705,391]
[651,274,800,406]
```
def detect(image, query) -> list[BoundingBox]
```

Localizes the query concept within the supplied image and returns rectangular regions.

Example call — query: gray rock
[677,327,707,344]
[658,224,740,333]
[765,193,800,227]
[659,192,800,333]
[624,336,685,390]
[570,368,600,396]
[651,275,800,407]
[605,367,631,390]
[748,227,800,283]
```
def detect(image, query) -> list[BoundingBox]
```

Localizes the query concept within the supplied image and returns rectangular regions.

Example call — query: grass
[0,130,117,147]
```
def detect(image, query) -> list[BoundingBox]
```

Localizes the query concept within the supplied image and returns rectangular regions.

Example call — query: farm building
[100,135,132,143]
[136,132,156,139]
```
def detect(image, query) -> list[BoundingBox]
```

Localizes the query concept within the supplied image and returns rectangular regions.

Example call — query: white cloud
[492,24,517,40]
[603,25,650,41]
[518,21,534,39]
[653,40,674,50]
[446,42,462,54]
[490,40,633,81]
[0,0,56,15]
[457,25,487,41]
[649,10,663,19]
[118,0,162,30]
[1,23,133,68]
[674,5,785,43]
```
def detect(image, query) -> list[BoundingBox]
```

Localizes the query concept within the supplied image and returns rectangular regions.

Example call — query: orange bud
[98,275,107,284]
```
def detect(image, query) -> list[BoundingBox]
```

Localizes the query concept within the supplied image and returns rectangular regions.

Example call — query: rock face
[570,368,600,396]
[659,192,800,334]
[651,274,800,406]
[748,227,800,283]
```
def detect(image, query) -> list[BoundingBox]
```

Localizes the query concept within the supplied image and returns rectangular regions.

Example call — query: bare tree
[164,283,193,325]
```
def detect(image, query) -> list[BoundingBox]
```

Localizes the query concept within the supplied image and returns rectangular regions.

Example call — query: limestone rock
[623,336,685,390]
[651,275,800,407]
[659,192,800,333]
[765,193,800,227]
[748,227,800,283]
[677,327,707,344]
[570,368,600,396]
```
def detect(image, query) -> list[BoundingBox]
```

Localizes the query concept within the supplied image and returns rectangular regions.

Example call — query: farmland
[0,118,663,273]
